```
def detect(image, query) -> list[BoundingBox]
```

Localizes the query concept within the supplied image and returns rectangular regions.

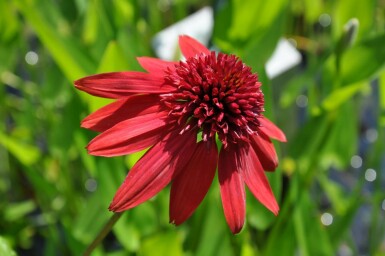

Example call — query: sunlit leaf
[214,0,288,67]
[4,200,36,222]
[321,82,368,111]
[341,33,385,86]
[0,1,19,43]
[0,132,40,165]
[320,102,358,169]
[318,175,349,214]
[333,0,375,41]
[140,231,183,256]
[87,41,131,111]
[0,236,17,256]
[14,0,95,81]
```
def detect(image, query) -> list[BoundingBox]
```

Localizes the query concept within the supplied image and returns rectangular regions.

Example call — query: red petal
[137,57,176,74]
[251,134,278,172]
[178,35,210,59]
[170,139,218,225]
[87,111,169,156]
[240,146,279,215]
[218,144,246,234]
[74,72,174,98]
[259,116,287,142]
[81,94,161,132]
[109,129,198,211]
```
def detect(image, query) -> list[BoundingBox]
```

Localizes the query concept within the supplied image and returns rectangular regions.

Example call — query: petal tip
[230,224,244,234]
[268,200,280,216]
[178,34,189,40]
[108,204,119,212]
[259,117,287,142]
[178,34,210,58]
[74,77,86,88]
[169,219,179,226]
[80,121,89,129]
[273,208,280,216]
[109,199,126,212]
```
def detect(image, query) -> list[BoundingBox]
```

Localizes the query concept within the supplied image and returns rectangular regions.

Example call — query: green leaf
[112,0,135,27]
[341,33,385,86]
[318,175,349,214]
[73,158,124,244]
[263,216,296,255]
[296,193,333,256]
[321,82,368,111]
[303,0,323,23]
[0,236,17,256]
[329,194,363,248]
[288,115,331,170]
[87,40,131,111]
[0,1,20,43]
[113,212,140,252]
[82,0,100,45]
[279,71,316,108]
[14,0,96,81]
[242,9,287,70]
[246,168,281,230]
[4,200,36,222]
[240,240,259,256]
[213,0,288,65]
[97,41,130,73]
[333,0,375,41]
[320,102,358,169]
[125,150,147,169]
[139,231,183,256]
[215,0,287,42]
[0,132,40,165]
[195,190,234,256]
[293,202,309,256]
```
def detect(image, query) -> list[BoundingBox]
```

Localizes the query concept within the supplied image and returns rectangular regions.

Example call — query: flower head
[74,35,286,234]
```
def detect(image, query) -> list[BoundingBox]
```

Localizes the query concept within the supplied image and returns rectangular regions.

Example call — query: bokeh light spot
[319,14,331,27]
[365,128,378,143]
[364,168,376,182]
[25,51,39,65]
[296,95,308,108]
[350,155,362,169]
[321,212,333,226]
[85,178,98,192]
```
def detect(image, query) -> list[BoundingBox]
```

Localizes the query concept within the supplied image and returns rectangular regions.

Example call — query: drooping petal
[218,144,246,234]
[178,35,210,59]
[109,129,198,211]
[137,57,176,74]
[251,134,278,172]
[170,139,218,225]
[258,116,287,142]
[241,145,279,215]
[74,72,175,98]
[87,111,170,157]
[81,94,162,132]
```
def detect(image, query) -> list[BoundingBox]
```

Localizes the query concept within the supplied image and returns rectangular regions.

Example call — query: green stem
[83,212,124,256]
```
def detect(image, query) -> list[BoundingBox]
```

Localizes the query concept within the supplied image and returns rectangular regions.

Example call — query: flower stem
[83,212,124,256]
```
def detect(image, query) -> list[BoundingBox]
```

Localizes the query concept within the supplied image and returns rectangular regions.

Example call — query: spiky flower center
[161,51,264,146]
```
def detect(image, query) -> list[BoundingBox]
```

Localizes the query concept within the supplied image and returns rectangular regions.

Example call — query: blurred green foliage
[1,0,385,255]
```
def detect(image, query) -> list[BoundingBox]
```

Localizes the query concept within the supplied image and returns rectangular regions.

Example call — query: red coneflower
[74,35,286,234]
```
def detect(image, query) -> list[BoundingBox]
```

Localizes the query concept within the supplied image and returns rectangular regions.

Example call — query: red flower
[75,36,286,234]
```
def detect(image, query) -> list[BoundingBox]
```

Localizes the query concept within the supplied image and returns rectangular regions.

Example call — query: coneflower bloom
[74,35,286,234]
